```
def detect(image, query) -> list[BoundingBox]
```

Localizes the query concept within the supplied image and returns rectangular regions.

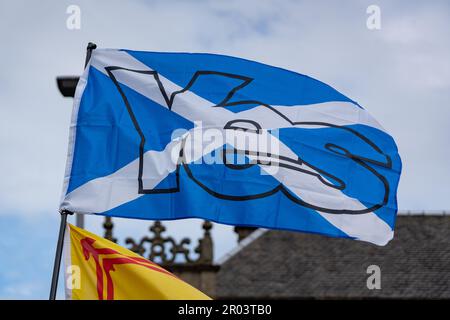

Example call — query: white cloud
[0,1,449,222]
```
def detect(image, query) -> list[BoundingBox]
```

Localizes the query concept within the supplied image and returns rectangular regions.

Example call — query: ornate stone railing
[103,217,214,266]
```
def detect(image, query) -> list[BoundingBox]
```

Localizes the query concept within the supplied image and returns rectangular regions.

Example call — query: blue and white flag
[60,49,401,245]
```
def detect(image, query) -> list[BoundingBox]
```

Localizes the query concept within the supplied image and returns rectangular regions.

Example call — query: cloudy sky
[0,0,449,299]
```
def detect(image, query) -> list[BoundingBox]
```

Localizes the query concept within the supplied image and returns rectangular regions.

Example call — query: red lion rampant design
[80,237,176,300]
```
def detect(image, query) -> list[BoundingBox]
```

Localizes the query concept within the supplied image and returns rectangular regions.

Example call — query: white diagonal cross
[61,49,393,245]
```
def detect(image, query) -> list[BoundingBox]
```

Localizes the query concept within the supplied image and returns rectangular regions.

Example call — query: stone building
[104,212,450,299]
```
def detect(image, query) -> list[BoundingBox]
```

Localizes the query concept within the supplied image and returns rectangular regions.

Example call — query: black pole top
[84,42,97,67]
[87,42,97,51]
[59,209,74,216]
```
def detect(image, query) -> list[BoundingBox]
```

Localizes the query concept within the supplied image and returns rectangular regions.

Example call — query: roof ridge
[216,212,450,265]
[217,228,268,265]
[398,210,450,215]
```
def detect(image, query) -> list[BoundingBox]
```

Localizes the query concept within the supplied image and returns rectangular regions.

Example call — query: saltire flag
[60,49,401,246]
[64,224,211,300]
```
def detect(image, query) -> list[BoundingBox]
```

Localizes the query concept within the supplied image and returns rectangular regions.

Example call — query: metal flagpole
[49,210,73,300]
[75,42,97,229]
[49,42,97,300]
[84,42,97,67]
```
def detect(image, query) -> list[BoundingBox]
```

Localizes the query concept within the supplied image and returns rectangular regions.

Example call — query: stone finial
[103,217,117,243]
[195,221,213,264]
[124,220,215,266]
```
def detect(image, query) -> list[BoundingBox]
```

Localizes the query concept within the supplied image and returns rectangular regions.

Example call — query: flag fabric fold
[60,49,402,245]
[64,223,211,300]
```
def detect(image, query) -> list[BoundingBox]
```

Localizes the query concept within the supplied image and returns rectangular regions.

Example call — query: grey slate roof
[216,214,450,299]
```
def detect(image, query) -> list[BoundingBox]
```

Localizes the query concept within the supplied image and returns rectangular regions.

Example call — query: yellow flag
[64,223,211,300]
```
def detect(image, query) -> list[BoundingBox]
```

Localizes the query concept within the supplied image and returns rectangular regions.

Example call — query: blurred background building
[101,211,450,299]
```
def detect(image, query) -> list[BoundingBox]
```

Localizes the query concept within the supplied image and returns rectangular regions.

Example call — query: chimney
[234,226,258,242]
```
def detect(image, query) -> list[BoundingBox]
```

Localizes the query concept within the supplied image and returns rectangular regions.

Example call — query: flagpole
[49,210,73,300]
[75,42,97,229]
[84,42,97,67]
[49,42,97,300]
